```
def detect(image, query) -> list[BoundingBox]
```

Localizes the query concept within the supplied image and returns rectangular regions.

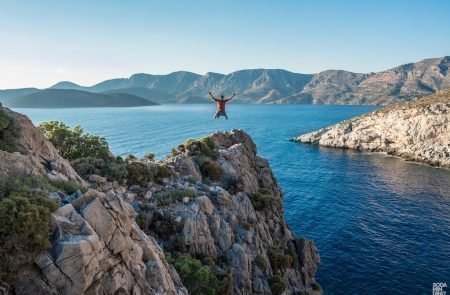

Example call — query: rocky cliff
[0,107,320,294]
[293,89,450,168]
[0,107,84,184]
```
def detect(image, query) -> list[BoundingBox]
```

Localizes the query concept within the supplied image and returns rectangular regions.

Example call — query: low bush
[156,164,171,178]
[197,155,223,182]
[249,188,276,211]
[126,161,156,186]
[38,121,109,160]
[144,152,155,161]
[135,213,148,231]
[167,254,220,295]
[71,156,129,183]
[50,179,86,195]
[0,175,53,198]
[176,136,219,159]
[154,189,196,206]
[149,211,184,240]
[0,175,59,277]
[0,109,20,152]
[254,255,268,272]
[268,250,296,273]
[270,273,287,295]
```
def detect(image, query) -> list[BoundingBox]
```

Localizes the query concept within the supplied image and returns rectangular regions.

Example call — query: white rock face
[159,130,321,295]
[294,89,450,168]
[0,107,85,184]
[16,189,187,295]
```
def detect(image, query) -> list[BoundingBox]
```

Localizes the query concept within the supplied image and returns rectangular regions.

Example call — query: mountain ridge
[5,89,159,108]
[2,56,449,105]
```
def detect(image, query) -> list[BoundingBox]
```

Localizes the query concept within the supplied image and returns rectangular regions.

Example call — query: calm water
[17,104,450,295]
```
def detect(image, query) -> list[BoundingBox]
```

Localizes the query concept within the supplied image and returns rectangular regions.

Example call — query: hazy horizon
[1,0,450,89]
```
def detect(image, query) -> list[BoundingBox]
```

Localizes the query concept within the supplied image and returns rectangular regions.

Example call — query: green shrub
[156,164,171,178]
[268,250,296,273]
[249,189,276,211]
[0,109,20,152]
[182,136,217,157]
[0,189,57,276]
[168,254,220,295]
[126,161,156,186]
[38,121,109,160]
[270,273,287,295]
[71,156,129,183]
[144,153,155,161]
[0,175,54,198]
[254,255,268,272]
[50,179,86,195]
[135,213,148,231]
[150,212,184,240]
[197,155,223,182]
[285,249,298,268]
[154,189,196,206]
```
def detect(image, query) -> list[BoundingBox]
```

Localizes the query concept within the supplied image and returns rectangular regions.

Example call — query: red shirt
[215,99,229,111]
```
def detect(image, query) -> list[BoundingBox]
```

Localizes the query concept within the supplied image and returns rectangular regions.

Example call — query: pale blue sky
[1,0,449,88]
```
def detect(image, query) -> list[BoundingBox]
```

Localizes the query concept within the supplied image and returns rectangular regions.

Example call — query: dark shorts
[214,110,228,118]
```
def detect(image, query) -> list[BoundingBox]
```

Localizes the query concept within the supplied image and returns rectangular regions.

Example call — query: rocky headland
[293,89,450,168]
[0,106,321,294]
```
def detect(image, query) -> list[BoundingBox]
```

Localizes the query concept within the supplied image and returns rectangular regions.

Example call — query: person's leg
[214,111,219,119]
[224,112,228,120]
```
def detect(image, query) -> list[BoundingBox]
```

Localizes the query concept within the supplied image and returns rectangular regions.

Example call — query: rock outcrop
[10,189,186,295]
[0,107,320,294]
[0,107,85,184]
[143,130,321,294]
[293,89,450,168]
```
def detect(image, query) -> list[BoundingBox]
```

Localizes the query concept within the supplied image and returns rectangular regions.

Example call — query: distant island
[5,89,159,108]
[1,56,449,106]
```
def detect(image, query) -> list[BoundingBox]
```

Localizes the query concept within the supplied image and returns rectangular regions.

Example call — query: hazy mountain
[6,89,158,108]
[102,87,171,103]
[2,56,449,105]
[0,88,39,103]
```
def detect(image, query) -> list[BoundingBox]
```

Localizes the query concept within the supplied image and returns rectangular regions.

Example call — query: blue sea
[16,104,450,295]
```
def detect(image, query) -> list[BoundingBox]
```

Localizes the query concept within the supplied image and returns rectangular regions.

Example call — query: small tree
[38,121,109,160]
[169,254,220,295]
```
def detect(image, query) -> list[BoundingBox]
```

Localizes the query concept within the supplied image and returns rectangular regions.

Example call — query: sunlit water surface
[17,104,450,295]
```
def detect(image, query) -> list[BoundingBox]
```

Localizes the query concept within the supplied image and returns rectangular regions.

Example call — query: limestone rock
[11,189,186,294]
[0,107,85,185]
[294,89,450,168]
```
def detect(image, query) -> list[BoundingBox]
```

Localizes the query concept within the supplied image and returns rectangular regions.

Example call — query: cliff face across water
[293,89,450,168]
[0,107,320,294]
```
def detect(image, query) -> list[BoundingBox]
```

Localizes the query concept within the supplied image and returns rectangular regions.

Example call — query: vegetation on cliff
[0,108,20,152]
[38,121,110,160]
[5,113,321,294]
[0,176,62,277]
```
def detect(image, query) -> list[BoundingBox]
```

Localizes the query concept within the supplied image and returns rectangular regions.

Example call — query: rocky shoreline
[292,89,450,168]
[0,107,321,294]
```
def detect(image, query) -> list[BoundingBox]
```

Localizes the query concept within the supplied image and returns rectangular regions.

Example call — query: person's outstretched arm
[208,91,217,101]
[227,93,236,101]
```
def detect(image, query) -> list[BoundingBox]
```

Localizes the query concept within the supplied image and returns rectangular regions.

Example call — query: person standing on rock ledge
[209,91,236,120]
